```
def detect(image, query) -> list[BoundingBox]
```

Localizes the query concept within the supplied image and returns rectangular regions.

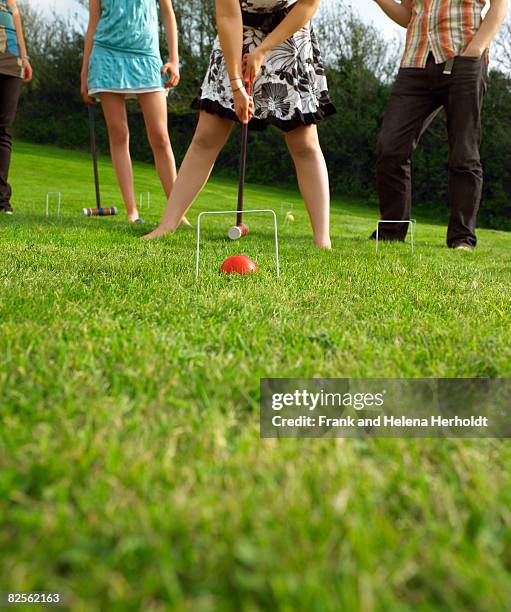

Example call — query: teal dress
[88,0,165,98]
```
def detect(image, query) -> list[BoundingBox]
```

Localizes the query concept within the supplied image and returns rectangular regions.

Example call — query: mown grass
[1,141,510,610]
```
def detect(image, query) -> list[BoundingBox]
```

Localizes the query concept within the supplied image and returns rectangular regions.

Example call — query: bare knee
[108,123,129,148]
[290,141,318,159]
[148,129,171,153]
[191,129,225,153]
[190,113,232,153]
[286,128,321,160]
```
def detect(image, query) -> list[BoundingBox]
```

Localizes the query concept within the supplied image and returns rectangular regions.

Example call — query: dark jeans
[376,54,487,248]
[0,73,22,208]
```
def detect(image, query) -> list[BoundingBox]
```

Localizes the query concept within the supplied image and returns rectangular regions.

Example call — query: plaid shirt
[402,0,486,68]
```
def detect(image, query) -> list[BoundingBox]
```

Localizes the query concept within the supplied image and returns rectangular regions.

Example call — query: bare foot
[143,225,173,240]
[127,209,141,223]
[314,239,332,250]
[142,214,193,239]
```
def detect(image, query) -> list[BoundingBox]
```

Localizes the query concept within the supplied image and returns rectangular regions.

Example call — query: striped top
[401,0,486,68]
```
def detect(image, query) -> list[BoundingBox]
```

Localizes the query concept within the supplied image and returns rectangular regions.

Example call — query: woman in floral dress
[145,0,335,248]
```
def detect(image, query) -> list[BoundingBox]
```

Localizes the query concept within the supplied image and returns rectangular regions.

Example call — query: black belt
[242,3,297,34]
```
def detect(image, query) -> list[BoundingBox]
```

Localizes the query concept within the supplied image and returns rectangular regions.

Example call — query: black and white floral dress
[191,0,336,132]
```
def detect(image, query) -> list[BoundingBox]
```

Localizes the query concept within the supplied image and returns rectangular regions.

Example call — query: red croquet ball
[220,254,257,275]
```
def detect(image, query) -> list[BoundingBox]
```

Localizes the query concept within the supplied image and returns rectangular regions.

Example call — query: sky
[28,0,500,45]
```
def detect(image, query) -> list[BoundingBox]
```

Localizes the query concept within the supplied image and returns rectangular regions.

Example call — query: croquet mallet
[228,82,251,240]
[83,105,118,217]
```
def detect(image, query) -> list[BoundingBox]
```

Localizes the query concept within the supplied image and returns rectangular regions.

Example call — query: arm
[159,0,180,87]
[81,0,101,103]
[7,0,32,82]
[216,0,253,123]
[243,0,324,82]
[463,0,508,57]
[372,0,412,28]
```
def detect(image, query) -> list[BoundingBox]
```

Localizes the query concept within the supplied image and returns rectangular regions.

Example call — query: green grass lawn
[1,141,510,610]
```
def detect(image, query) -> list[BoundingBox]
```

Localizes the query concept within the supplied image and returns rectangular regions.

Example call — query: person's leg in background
[137,91,189,226]
[284,124,331,249]
[137,91,190,226]
[374,59,440,240]
[100,92,140,222]
[0,74,23,213]
[138,91,177,198]
[443,56,487,250]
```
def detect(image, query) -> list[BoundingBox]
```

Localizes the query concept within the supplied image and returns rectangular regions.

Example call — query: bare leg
[285,125,331,249]
[137,91,190,226]
[100,93,139,222]
[144,112,233,240]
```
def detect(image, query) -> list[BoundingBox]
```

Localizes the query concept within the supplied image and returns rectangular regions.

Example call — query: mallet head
[83,207,118,217]
[228,224,248,240]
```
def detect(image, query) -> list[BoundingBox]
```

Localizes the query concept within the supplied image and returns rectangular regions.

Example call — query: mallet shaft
[236,84,250,227]
[88,105,101,210]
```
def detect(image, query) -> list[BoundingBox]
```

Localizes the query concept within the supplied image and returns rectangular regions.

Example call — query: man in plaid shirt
[372,0,508,250]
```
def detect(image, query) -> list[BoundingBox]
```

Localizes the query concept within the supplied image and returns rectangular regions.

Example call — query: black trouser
[376,54,487,248]
[0,73,22,208]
